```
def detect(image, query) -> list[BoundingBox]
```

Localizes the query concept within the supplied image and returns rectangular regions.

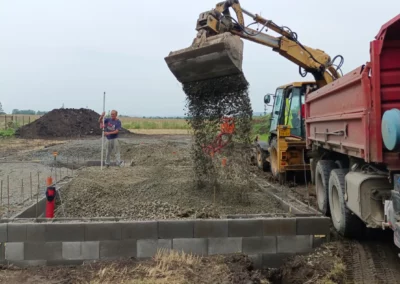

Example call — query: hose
[222,13,345,79]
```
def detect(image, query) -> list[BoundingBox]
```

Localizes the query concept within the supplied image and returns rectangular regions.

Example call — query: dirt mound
[15,108,130,139]
[269,242,346,284]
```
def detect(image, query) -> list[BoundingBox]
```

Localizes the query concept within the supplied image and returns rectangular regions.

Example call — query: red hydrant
[45,177,56,218]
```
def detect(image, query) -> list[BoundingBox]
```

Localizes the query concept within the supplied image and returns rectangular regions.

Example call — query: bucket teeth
[165,33,244,83]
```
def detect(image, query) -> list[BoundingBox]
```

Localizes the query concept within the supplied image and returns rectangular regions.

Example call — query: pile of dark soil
[15,108,130,139]
[182,73,253,190]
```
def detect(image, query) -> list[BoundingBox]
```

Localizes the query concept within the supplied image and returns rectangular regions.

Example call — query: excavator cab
[256,82,316,182]
[269,84,311,139]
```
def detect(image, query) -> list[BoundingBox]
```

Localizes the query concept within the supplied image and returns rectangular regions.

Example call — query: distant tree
[36,111,48,115]
[12,109,36,115]
[0,102,5,114]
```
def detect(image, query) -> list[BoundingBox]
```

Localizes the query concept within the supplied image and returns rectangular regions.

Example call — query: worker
[99,110,122,168]
[284,93,293,128]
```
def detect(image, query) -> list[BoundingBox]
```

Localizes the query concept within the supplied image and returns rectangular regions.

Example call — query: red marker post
[45,177,56,218]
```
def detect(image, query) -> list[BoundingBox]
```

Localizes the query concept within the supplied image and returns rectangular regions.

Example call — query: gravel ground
[0,162,70,218]
[1,134,284,219]
[56,136,284,219]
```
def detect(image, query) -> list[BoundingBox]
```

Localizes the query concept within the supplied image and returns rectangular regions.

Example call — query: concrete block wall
[0,217,330,268]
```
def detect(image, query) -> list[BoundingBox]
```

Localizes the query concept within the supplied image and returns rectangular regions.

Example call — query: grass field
[120,117,190,130]
[0,114,271,140]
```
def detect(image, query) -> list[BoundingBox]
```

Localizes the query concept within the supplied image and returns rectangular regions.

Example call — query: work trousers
[105,138,121,166]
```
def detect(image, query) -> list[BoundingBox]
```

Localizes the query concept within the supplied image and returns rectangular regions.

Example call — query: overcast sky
[0,0,399,116]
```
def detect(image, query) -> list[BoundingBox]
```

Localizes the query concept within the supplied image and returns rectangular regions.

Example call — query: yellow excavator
[164,0,344,181]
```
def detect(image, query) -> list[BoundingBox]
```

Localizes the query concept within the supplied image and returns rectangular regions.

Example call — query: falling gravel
[182,73,254,196]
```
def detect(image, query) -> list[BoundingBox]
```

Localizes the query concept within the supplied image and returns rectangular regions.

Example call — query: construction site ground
[2,133,400,283]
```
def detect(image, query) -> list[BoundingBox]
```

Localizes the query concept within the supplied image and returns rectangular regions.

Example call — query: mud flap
[394,222,400,249]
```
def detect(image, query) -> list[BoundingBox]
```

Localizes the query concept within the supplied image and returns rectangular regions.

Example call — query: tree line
[0,102,47,115]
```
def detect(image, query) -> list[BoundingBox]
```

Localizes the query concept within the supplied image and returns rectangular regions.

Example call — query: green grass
[120,118,190,130]
[0,128,15,138]
[252,115,271,141]
[256,133,269,141]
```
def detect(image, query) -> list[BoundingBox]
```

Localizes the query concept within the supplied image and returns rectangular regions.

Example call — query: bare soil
[0,251,270,284]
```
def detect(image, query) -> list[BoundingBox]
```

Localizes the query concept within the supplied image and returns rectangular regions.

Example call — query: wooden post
[7,175,10,214]
[0,180,2,206]
[36,172,40,218]
[30,172,33,199]
[23,116,25,126]
[21,179,24,205]
[29,116,31,124]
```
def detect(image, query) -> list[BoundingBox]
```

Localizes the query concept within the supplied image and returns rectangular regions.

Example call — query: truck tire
[269,138,285,183]
[315,160,336,216]
[329,169,364,238]
[256,145,269,171]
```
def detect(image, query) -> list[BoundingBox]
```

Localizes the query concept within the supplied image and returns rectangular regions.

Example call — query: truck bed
[305,15,400,169]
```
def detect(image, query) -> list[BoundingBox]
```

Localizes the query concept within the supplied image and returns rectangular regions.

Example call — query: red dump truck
[306,14,400,247]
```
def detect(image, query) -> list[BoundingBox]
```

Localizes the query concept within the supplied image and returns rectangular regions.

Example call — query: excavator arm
[165,0,343,88]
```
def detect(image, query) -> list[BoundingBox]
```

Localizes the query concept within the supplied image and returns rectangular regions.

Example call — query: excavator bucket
[164,33,244,84]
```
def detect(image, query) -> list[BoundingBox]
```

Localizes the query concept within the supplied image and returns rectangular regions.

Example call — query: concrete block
[0,224,7,242]
[26,224,46,242]
[8,260,47,267]
[296,217,330,235]
[0,243,5,260]
[8,224,27,242]
[62,242,99,260]
[99,240,136,259]
[277,235,313,253]
[121,221,158,239]
[228,220,263,237]
[248,254,262,269]
[173,238,208,256]
[82,242,100,260]
[47,260,84,266]
[85,223,121,241]
[263,218,296,236]
[208,238,242,255]
[262,253,294,269]
[242,237,277,255]
[194,220,228,238]
[5,243,24,261]
[158,221,194,239]
[24,242,62,261]
[137,239,172,258]
[46,224,85,242]
[62,242,80,260]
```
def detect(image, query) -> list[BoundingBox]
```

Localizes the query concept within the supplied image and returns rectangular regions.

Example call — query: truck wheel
[256,146,269,171]
[329,169,363,238]
[315,160,336,216]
